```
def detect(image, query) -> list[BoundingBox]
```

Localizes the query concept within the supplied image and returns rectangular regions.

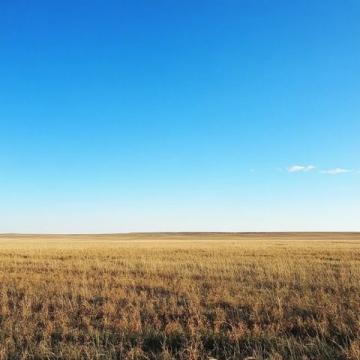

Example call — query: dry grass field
[0,233,360,360]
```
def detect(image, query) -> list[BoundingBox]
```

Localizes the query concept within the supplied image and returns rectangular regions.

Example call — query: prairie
[0,232,359,359]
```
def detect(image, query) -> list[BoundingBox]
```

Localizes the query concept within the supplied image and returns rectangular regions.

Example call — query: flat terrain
[0,233,360,360]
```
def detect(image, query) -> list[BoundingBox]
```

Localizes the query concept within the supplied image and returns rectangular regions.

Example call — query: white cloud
[287,165,316,173]
[320,168,351,175]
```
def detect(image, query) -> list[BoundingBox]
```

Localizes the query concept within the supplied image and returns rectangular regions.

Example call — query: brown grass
[0,232,359,359]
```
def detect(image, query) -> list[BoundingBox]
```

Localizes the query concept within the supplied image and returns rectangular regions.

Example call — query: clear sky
[1,1,359,233]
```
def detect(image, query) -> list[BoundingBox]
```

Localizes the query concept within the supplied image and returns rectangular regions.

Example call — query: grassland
[0,232,359,360]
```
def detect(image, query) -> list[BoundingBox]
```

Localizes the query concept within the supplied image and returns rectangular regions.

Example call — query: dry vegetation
[0,233,360,360]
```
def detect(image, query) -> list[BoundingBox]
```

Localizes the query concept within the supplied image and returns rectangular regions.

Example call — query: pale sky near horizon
[1,1,359,233]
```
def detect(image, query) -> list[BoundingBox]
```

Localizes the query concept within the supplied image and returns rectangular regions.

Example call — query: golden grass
[0,232,360,359]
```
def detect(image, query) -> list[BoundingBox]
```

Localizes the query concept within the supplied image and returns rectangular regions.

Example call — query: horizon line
[1,231,360,236]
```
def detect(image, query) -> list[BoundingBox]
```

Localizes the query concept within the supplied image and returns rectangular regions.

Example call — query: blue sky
[0,1,359,232]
